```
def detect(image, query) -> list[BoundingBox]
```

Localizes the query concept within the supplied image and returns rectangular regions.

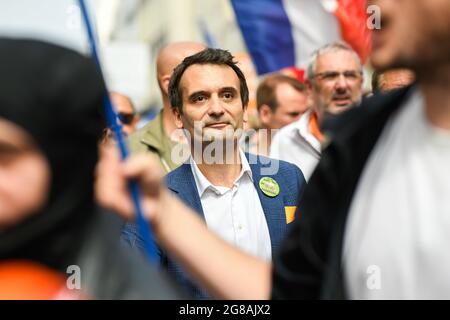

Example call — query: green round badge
[259,177,280,197]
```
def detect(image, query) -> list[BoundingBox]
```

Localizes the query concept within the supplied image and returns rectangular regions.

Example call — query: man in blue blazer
[163,153,304,298]
[122,48,306,299]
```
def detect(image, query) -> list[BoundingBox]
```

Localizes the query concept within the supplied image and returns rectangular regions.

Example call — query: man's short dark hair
[168,48,249,114]
[256,73,306,113]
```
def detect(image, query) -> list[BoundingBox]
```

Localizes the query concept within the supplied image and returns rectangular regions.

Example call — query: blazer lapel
[247,154,287,254]
[166,163,205,219]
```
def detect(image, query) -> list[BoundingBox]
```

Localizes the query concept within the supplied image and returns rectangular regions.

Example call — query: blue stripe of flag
[230,0,296,75]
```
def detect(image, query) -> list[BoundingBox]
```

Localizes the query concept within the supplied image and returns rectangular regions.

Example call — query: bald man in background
[128,42,206,172]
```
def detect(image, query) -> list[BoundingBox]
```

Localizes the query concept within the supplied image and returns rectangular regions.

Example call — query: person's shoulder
[165,162,191,185]
[276,157,304,181]
[273,119,300,140]
[128,117,156,142]
[127,121,153,151]
[322,85,415,141]
[269,120,301,158]
[246,153,304,179]
[128,112,164,151]
[129,119,155,140]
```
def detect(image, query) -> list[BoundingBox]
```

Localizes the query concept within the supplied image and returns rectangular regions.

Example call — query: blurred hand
[95,144,168,229]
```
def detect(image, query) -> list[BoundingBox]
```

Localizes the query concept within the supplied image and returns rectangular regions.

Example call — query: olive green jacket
[128,111,186,173]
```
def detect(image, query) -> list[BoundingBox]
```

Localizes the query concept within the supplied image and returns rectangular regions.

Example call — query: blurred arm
[95,145,271,299]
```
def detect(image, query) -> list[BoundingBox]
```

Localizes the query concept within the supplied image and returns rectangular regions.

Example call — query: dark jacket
[271,86,415,299]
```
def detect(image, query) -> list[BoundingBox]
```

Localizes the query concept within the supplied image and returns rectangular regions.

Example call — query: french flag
[231,0,371,75]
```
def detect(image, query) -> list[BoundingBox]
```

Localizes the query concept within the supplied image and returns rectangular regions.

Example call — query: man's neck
[162,96,178,138]
[418,63,450,131]
[192,143,243,188]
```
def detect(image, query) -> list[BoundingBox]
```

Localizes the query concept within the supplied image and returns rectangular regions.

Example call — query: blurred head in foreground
[0,38,105,271]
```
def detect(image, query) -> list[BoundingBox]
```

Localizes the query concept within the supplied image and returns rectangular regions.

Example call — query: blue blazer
[122,153,306,299]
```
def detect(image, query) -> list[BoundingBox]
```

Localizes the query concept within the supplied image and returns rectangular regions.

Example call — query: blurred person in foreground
[246,74,309,156]
[128,42,206,172]
[100,0,450,299]
[0,38,184,300]
[270,42,364,180]
[121,48,306,299]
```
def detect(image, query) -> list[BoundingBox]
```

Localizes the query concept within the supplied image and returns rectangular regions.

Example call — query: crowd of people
[0,0,449,300]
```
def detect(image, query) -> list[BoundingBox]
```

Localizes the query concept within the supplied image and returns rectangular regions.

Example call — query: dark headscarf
[0,38,106,271]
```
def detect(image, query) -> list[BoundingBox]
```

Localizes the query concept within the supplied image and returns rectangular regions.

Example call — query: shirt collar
[296,109,311,135]
[190,149,253,196]
[295,110,322,153]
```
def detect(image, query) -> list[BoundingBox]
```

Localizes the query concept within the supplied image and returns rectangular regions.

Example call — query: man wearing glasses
[307,42,364,120]
[110,91,140,137]
[270,42,363,180]
[101,92,140,144]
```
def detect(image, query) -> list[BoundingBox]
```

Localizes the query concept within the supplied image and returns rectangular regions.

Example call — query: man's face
[260,83,309,130]
[311,50,363,120]
[174,64,245,145]
[370,0,450,71]
[110,93,139,137]
[0,120,50,229]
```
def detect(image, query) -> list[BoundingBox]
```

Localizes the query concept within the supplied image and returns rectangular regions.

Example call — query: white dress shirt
[270,110,321,181]
[189,150,272,261]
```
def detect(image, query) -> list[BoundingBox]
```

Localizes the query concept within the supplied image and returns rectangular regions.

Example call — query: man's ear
[243,104,249,123]
[258,104,273,127]
[161,74,171,95]
[172,107,184,129]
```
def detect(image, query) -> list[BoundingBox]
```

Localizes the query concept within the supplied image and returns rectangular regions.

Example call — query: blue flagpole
[77,0,159,263]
